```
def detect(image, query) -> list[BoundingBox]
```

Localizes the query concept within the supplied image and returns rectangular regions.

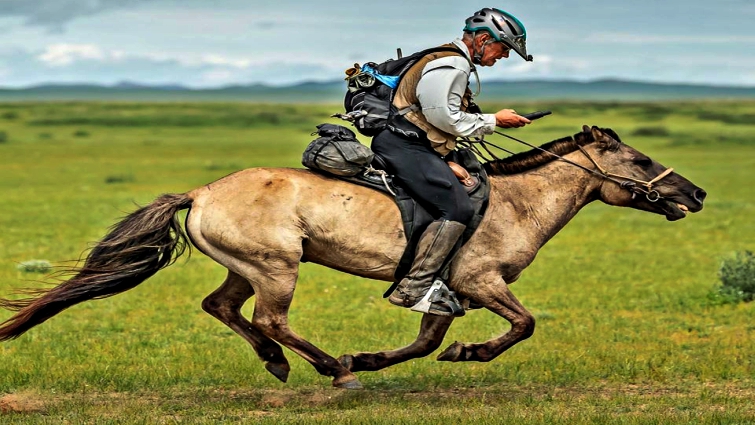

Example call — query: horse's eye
[633,157,652,167]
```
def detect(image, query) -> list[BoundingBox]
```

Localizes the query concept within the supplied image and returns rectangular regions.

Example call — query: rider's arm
[416,56,496,138]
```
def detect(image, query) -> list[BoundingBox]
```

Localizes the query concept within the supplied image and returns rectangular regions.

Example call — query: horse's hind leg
[201,270,290,382]
[248,271,363,389]
[338,314,454,372]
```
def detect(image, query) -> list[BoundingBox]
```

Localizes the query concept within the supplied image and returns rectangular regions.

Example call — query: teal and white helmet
[464,8,532,61]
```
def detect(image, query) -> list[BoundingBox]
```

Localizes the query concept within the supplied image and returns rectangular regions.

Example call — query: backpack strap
[392,45,478,117]
[423,45,480,97]
[413,45,480,97]
[397,104,420,116]
[394,46,468,81]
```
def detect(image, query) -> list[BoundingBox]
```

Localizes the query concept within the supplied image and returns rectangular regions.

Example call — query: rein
[466,131,674,202]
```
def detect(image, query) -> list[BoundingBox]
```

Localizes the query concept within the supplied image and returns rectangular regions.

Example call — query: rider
[375,8,533,316]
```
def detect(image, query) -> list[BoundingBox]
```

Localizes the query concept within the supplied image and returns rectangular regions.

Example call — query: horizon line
[2,77,755,91]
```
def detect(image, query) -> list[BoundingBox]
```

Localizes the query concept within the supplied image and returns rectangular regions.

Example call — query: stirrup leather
[410,279,465,317]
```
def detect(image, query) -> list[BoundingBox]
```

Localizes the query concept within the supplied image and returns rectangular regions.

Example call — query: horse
[0,126,706,390]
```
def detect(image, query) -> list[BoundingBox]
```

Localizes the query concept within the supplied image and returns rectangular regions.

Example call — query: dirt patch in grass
[0,392,46,414]
[3,383,755,423]
[154,383,755,408]
[261,392,290,408]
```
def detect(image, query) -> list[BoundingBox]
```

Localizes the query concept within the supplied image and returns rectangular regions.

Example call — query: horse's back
[186,167,403,281]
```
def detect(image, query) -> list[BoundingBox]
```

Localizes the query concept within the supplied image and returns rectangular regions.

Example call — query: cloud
[201,69,236,84]
[0,0,153,28]
[38,44,115,66]
[589,32,755,44]
[503,54,555,75]
[7,44,341,87]
[36,44,254,69]
[478,54,595,81]
[35,43,343,77]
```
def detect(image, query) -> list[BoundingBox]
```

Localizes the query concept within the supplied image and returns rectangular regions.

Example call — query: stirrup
[410,280,465,317]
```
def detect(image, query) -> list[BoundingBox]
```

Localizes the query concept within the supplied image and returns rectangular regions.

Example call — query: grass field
[0,101,753,424]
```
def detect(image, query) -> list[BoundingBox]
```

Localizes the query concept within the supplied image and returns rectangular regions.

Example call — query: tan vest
[392,44,474,156]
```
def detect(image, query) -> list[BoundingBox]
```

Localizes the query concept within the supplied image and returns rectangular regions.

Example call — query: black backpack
[340,46,464,137]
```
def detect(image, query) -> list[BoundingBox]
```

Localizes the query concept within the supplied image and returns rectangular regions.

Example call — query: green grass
[0,101,754,423]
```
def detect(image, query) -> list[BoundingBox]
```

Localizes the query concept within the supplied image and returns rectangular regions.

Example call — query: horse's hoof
[338,354,354,371]
[436,341,464,362]
[333,374,363,390]
[265,362,290,383]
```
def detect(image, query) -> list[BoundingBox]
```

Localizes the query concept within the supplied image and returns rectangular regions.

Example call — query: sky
[0,0,753,88]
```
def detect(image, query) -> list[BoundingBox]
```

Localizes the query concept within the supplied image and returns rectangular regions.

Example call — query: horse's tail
[0,193,193,341]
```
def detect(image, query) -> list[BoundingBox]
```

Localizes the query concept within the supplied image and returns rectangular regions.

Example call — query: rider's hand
[495,109,531,128]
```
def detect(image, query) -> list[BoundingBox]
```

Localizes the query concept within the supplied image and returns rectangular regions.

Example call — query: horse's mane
[483,127,622,176]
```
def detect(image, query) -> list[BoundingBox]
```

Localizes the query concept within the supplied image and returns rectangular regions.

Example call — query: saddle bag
[302,124,374,176]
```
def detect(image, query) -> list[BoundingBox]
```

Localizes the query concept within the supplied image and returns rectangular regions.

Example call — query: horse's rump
[187,168,407,282]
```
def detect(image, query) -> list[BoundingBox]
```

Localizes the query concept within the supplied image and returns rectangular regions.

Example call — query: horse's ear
[582,125,590,133]
[590,126,604,140]
[590,126,615,151]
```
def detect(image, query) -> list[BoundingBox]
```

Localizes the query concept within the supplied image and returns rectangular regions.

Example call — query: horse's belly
[298,183,407,282]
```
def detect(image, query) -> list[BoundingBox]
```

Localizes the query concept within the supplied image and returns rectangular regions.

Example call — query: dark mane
[483,128,621,176]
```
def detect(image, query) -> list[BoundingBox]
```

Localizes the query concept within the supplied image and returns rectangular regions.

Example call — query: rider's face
[477,35,511,67]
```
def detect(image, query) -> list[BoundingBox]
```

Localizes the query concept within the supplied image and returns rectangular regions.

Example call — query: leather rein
[467,130,674,203]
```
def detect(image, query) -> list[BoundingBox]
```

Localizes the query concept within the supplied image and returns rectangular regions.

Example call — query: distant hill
[1,79,754,102]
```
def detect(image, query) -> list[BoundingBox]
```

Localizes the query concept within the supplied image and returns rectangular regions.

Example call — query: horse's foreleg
[437,274,535,363]
[338,314,454,372]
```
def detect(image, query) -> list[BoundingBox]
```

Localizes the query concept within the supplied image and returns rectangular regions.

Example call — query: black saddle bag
[302,124,374,176]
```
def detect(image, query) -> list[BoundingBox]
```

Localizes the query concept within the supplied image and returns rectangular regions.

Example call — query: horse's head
[578,125,706,221]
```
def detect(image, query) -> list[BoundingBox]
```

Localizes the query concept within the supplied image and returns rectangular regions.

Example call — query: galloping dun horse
[0,126,705,389]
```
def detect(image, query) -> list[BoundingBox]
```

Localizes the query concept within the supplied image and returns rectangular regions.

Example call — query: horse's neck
[488,150,602,248]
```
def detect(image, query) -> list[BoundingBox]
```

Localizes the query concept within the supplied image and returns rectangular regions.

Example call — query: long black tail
[0,193,193,341]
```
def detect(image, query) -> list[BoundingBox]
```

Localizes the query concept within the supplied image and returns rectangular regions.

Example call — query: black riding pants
[371,129,474,224]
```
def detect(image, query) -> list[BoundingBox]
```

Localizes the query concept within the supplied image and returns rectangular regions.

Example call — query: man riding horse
[374,8,534,316]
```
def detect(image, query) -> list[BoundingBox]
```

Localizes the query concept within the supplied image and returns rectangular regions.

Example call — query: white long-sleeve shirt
[415,39,497,138]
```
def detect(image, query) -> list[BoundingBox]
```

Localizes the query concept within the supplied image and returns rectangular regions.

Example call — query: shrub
[670,134,751,147]
[73,129,90,137]
[631,126,670,137]
[0,131,7,143]
[17,260,53,274]
[2,111,19,120]
[104,174,135,184]
[205,161,242,171]
[698,112,755,125]
[38,132,54,140]
[716,251,755,303]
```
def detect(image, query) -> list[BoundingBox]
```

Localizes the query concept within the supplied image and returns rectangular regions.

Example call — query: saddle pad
[340,154,490,282]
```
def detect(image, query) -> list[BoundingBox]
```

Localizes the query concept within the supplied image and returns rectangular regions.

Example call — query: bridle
[573,142,674,202]
[463,130,675,203]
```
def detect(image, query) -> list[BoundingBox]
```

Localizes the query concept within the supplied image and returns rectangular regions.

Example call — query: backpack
[339,46,464,137]
[301,124,374,176]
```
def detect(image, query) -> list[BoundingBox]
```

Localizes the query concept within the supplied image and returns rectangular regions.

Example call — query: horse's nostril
[694,189,707,203]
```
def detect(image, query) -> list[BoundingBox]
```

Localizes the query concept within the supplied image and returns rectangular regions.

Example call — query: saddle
[341,147,490,283]
[301,123,490,285]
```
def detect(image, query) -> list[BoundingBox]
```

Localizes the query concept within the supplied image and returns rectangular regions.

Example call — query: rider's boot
[388,220,466,317]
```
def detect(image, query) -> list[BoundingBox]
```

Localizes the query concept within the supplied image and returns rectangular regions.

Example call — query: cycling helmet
[464,8,532,61]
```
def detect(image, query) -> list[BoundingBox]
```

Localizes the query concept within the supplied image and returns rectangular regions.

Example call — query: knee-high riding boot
[388,219,466,316]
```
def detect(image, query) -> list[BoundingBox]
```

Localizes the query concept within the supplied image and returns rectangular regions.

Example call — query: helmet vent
[491,19,504,33]
[505,20,519,35]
